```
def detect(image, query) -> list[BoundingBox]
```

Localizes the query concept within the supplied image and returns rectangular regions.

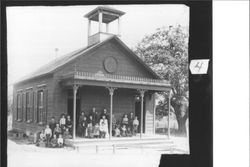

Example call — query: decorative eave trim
[37,84,47,88]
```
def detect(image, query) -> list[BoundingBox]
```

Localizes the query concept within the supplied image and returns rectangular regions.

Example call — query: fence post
[96,145,99,154]
[113,144,116,154]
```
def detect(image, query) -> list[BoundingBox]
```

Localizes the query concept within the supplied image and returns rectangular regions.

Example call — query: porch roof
[60,71,171,91]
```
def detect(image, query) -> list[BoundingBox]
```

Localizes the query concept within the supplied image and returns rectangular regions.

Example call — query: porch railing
[61,71,170,86]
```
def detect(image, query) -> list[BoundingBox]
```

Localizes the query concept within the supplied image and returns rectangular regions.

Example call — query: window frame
[16,93,22,121]
[36,85,47,125]
[25,89,33,123]
[37,90,44,124]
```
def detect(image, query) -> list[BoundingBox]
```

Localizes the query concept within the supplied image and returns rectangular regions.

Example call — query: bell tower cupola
[84,6,125,46]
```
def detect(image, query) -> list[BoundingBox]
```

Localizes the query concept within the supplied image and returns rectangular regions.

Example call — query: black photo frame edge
[1,1,212,167]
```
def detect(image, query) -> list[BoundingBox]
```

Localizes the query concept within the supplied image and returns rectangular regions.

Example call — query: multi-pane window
[16,94,22,121]
[37,89,47,124]
[22,93,25,121]
[37,90,43,123]
[26,91,33,122]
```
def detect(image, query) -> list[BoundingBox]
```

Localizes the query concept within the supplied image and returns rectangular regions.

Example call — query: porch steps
[65,136,174,149]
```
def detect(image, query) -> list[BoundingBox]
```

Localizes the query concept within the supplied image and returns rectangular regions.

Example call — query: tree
[134,25,189,134]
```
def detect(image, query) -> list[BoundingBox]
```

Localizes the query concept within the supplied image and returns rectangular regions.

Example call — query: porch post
[73,84,79,140]
[168,90,171,138]
[107,87,116,140]
[138,89,146,139]
[88,19,91,37]
[153,93,156,134]
[118,16,121,36]
[99,12,103,32]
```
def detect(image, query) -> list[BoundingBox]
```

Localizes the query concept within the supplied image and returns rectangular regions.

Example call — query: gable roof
[15,36,161,84]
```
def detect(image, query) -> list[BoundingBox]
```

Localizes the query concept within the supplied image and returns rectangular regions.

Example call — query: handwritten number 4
[194,62,203,72]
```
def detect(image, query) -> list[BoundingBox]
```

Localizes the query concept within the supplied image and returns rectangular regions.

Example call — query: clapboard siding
[12,75,54,133]
[55,40,156,79]
[51,78,68,121]
[145,94,155,134]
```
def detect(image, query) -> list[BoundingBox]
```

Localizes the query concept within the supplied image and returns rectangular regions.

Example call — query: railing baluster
[66,71,170,85]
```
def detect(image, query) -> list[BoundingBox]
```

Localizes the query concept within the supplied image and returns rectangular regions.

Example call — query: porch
[59,70,172,141]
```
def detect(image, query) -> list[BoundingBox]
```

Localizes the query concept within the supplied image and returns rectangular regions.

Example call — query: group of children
[36,114,73,148]
[35,109,141,147]
[78,108,140,139]
[113,113,139,137]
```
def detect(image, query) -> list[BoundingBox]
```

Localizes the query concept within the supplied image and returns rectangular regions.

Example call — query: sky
[7,4,189,85]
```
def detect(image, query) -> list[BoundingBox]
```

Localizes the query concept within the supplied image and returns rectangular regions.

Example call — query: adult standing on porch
[77,111,85,136]
[128,112,134,130]
[89,108,98,124]
[100,109,109,122]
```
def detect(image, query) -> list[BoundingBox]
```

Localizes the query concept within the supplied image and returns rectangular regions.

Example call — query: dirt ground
[8,134,189,167]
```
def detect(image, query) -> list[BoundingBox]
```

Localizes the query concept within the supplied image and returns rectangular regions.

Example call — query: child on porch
[122,114,129,128]
[54,123,62,138]
[127,127,132,137]
[121,124,127,137]
[128,112,134,130]
[63,128,72,139]
[65,115,73,135]
[57,134,64,148]
[114,126,121,137]
[93,123,100,138]
[81,116,88,138]
[50,134,58,148]
[36,129,46,147]
[87,116,94,138]
[44,124,52,147]
[99,115,109,138]
[49,117,56,137]
[59,114,66,132]
[133,116,139,136]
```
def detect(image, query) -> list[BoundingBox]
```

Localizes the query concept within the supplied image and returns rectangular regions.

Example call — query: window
[37,90,43,123]
[22,93,25,121]
[26,91,33,122]
[37,90,47,124]
[16,94,22,121]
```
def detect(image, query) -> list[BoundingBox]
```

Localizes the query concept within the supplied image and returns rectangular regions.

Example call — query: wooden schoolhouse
[12,6,171,140]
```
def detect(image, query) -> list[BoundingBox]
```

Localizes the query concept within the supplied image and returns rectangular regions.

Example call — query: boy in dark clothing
[81,116,88,138]
[50,134,58,148]
[63,128,72,139]
[65,115,73,135]
[49,117,56,137]
[77,111,85,135]
[128,112,134,130]
[54,123,62,138]
[127,127,132,137]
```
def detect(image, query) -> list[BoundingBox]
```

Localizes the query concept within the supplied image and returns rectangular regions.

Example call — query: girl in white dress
[99,115,109,138]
